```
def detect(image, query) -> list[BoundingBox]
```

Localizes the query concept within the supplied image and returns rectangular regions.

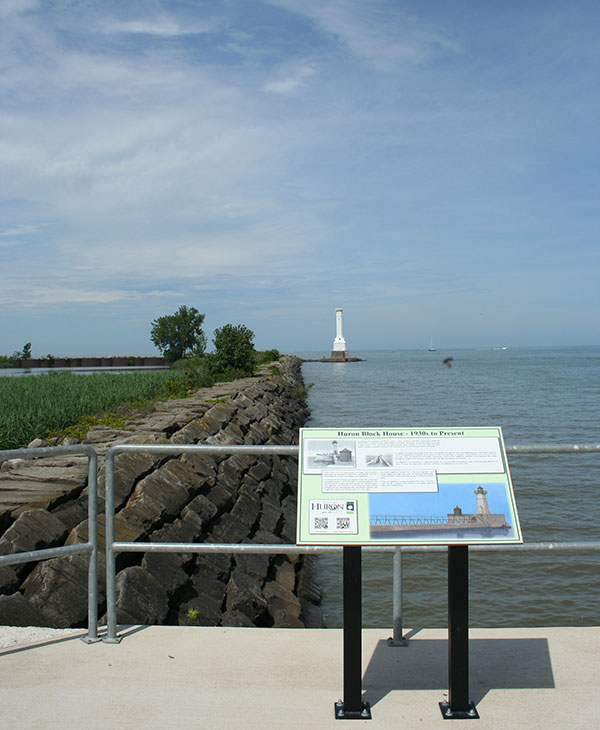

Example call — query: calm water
[0,366,169,377]
[298,347,600,628]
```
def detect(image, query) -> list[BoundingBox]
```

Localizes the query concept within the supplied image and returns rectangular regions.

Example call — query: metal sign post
[334,546,372,720]
[440,545,479,719]
[297,426,522,722]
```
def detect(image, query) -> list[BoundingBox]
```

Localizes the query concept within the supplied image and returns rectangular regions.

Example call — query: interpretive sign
[296,427,522,545]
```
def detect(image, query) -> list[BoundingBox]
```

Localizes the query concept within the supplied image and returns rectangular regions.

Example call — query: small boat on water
[428,338,436,352]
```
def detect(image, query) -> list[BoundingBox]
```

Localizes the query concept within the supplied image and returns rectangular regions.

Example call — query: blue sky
[1,0,599,356]
[369,481,512,519]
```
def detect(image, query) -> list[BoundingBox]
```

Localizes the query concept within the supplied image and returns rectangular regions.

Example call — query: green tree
[212,324,255,376]
[150,306,207,363]
[11,342,32,360]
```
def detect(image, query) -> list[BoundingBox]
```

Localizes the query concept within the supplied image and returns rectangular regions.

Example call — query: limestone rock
[1,508,68,554]
[0,565,20,595]
[115,566,169,625]
[0,592,54,627]
[0,459,87,518]
[141,552,189,597]
[117,462,192,533]
[50,498,89,532]
[182,495,218,526]
[178,592,223,626]
[195,553,232,582]
[180,453,217,483]
[233,539,271,583]
[177,574,227,626]
[21,553,99,628]
[208,514,250,544]
[220,609,256,627]
[230,493,261,530]
[225,570,268,624]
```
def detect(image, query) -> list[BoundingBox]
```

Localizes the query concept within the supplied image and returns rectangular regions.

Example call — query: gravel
[0,626,85,650]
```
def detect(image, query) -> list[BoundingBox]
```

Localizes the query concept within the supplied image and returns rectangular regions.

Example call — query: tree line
[150,305,279,377]
[1,306,280,377]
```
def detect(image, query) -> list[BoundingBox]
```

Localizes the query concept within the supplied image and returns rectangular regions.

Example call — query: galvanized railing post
[104,447,120,643]
[82,447,100,643]
[0,444,100,643]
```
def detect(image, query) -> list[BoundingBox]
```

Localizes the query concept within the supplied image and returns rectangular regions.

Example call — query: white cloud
[0,1,599,349]
[102,19,202,37]
[266,0,462,69]
[262,62,316,94]
[0,224,40,237]
[0,286,133,306]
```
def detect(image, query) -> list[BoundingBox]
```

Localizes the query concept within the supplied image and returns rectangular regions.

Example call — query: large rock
[114,566,169,624]
[225,570,268,624]
[0,508,68,555]
[0,356,318,630]
[263,580,303,627]
[141,552,189,597]
[21,553,100,628]
[116,462,192,534]
[0,457,88,519]
[0,592,54,627]
[0,565,20,595]
[176,574,227,626]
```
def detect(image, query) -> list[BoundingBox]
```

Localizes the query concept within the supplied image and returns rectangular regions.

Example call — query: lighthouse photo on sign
[368,481,516,541]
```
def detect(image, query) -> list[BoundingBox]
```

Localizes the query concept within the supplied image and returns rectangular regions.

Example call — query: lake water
[0,366,169,377]
[298,347,600,628]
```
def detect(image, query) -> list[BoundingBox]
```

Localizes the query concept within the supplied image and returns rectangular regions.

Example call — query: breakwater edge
[0,356,323,629]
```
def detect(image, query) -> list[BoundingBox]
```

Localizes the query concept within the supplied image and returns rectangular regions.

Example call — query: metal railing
[2,441,599,643]
[103,442,600,644]
[0,445,99,643]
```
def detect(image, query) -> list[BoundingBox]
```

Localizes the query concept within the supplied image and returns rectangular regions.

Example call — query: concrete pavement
[1,626,598,729]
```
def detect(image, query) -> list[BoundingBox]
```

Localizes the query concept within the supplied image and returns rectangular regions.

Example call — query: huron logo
[311,502,344,511]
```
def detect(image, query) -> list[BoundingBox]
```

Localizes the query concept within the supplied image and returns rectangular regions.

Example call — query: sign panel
[296,427,522,545]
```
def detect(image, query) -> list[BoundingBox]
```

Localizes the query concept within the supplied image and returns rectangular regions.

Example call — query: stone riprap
[0,357,322,629]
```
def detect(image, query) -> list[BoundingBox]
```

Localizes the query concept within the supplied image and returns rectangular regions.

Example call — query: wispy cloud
[1,0,599,353]
[266,0,463,69]
[262,62,317,94]
[0,224,41,237]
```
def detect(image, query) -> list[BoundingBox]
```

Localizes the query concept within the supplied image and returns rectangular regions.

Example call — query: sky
[369,482,512,520]
[1,0,599,357]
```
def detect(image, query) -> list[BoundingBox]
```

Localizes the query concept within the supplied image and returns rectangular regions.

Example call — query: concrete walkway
[1,626,598,729]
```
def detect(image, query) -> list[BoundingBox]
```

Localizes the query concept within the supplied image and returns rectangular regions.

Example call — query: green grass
[0,370,192,451]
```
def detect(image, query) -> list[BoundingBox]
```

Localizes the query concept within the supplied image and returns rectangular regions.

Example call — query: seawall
[0,356,322,629]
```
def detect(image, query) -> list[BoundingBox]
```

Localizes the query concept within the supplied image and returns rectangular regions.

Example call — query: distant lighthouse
[474,486,491,515]
[331,307,349,361]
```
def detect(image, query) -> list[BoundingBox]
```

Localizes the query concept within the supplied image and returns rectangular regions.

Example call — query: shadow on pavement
[362,636,554,707]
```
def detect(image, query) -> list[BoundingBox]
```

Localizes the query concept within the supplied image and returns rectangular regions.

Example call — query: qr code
[314,517,329,530]
[336,517,351,530]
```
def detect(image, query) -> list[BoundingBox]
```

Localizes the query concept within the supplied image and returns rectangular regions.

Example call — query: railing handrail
[110,540,600,555]
[102,441,600,643]
[2,441,598,644]
[98,442,600,457]
[0,445,99,643]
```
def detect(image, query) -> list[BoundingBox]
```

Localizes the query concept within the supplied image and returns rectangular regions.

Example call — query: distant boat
[428,338,436,352]
[491,346,509,351]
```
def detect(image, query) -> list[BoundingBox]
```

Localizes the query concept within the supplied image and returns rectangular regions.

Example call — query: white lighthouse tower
[331,307,349,360]
[474,486,491,515]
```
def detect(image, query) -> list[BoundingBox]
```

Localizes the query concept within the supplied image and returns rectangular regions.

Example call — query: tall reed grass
[0,370,186,451]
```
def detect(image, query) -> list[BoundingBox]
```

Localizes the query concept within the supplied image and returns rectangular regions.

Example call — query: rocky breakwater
[0,357,323,629]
